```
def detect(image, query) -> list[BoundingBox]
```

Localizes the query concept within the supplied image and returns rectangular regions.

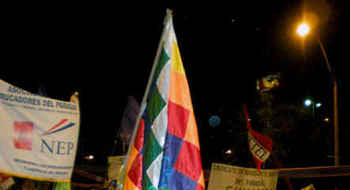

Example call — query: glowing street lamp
[304,99,312,107]
[304,98,321,108]
[315,102,322,108]
[304,98,322,118]
[297,22,310,37]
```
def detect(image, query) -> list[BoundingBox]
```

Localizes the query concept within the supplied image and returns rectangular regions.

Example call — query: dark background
[1,2,349,187]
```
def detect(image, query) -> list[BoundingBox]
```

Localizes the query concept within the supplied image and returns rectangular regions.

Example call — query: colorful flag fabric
[0,173,15,190]
[119,9,205,190]
[243,105,273,170]
[118,96,140,147]
[256,73,280,92]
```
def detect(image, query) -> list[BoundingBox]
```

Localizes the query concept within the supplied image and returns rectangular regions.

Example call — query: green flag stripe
[143,174,157,190]
[145,45,168,125]
[141,44,169,189]
[143,130,163,170]
[146,46,169,104]
[147,87,166,125]
[153,47,170,82]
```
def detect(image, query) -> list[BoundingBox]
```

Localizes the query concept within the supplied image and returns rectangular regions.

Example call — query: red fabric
[250,129,273,152]
[196,183,205,190]
[243,105,272,151]
[134,119,145,151]
[253,156,263,170]
[0,173,11,183]
[243,105,252,131]
[174,141,202,181]
[128,153,143,189]
[167,101,190,139]
[126,119,144,188]
[244,105,273,170]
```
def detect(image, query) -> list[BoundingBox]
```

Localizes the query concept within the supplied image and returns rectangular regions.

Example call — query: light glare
[315,102,322,108]
[85,155,94,160]
[304,99,312,107]
[297,23,310,37]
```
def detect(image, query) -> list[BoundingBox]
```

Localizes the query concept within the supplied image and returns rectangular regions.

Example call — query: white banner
[0,79,80,182]
[208,163,278,190]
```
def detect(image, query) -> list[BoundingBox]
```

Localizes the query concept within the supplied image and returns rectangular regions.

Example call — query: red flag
[243,105,273,170]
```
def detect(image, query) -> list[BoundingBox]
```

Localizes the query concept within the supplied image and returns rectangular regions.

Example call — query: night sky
[1,2,349,184]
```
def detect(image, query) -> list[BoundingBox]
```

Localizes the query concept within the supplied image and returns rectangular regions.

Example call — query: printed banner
[207,163,278,190]
[0,79,80,182]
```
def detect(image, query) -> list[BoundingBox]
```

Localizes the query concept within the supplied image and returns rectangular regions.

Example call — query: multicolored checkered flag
[119,9,205,190]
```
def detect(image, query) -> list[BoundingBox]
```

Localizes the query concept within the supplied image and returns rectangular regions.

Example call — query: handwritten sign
[207,163,278,190]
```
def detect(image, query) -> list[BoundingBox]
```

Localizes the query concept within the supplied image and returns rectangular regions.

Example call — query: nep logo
[41,119,75,136]
[40,119,76,156]
[13,119,76,156]
[13,121,34,151]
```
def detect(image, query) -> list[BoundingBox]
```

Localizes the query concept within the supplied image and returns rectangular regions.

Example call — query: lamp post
[304,98,322,118]
[297,22,339,166]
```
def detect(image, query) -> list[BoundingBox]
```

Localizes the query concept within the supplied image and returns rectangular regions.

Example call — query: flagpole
[129,8,173,148]
[118,9,173,189]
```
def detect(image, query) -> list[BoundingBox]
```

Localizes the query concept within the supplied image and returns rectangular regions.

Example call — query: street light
[297,22,340,166]
[304,99,312,107]
[315,102,322,108]
[297,22,310,37]
[304,98,322,118]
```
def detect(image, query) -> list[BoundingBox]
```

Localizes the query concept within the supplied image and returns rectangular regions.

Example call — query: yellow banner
[108,156,126,182]
[301,184,315,190]
[207,163,278,190]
